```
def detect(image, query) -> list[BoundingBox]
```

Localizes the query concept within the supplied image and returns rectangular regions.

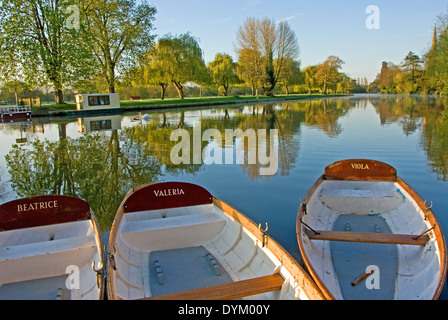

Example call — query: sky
[149,1,448,83]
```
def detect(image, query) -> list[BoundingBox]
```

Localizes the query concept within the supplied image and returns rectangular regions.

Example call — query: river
[1,94,447,299]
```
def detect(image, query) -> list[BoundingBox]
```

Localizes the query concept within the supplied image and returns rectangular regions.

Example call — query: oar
[351,270,374,286]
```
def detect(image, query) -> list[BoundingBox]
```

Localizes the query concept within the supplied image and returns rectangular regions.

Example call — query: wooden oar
[351,270,374,286]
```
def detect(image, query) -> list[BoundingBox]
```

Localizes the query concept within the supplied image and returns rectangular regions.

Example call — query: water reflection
[2,95,448,233]
[369,95,448,181]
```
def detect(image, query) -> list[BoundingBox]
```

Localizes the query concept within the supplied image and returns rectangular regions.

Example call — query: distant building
[75,93,121,111]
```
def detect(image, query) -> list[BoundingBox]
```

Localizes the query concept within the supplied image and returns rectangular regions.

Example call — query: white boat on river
[106,182,325,300]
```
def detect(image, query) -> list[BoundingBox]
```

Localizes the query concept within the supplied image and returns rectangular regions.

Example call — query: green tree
[237,48,263,95]
[133,49,172,100]
[276,58,302,95]
[82,0,157,93]
[236,17,299,96]
[303,65,317,94]
[426,25,448,94]
[0,0,92,104]
[151,33,208,99]
[315,56,345,94]
[402,51,423,81]
[375,61,401,94]
[336,73,355,94]
[3,81,30,105]
[208,53,240,96]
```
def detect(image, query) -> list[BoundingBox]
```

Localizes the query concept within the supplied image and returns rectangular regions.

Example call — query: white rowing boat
[106,182,325,300]
[0,195,104,300]
[296,159,448,300]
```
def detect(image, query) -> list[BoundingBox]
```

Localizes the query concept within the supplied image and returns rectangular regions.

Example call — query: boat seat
[143,273,285,300]
[0,235,97,285]
[120,212,226,250]
[304,229,429,246]
[318,188,404,214]
[0,229,50,247]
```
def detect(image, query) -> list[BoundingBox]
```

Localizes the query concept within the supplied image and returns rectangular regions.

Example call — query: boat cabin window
[88,95,110,106]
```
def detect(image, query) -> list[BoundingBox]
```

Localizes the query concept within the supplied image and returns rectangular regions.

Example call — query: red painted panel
[0,195,91,231]
[123,182,213,213]
[324,159,397,181]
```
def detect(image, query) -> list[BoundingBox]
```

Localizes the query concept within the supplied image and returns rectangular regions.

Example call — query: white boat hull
[107,182,324,300]
[297,160,448,300]
[0,195,104,300]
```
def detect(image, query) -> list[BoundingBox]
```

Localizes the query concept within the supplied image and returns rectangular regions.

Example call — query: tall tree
[426,23,448,94]
[276,58,302,95]
[0,0,92,103]
[302,65,317,94]
[375,61,401,94]
[237,48,263,95]
[82,0,156,93]
[208,53,240,96]
[236,17,299,96]
[402,51,423,81]
[315,56,345,94]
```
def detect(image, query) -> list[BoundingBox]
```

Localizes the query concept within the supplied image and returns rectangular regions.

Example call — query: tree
[336,73,355,94]
[208,53,240,96]
[402,51,423,80]
[303,65,317,94]
[276,58,302,95]
[3,80,29,105]
[375,61,401,93]
[83,0,156,93]
[236,17,299,96]
[150,33,208,99]
[315,56,345,94]
[426,23,448,94]
[237,48,263,95]
[135,49,172,100]
[0,0,93,104]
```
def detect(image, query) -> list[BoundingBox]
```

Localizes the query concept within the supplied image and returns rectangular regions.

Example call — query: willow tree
[148,33,207,99]
[0,0,92,104]
[236,17,299,96]
[82,0,156,93]
[208,53,240,96]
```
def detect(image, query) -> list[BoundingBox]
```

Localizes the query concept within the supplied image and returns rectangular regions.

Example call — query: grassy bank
[31,94,349,112]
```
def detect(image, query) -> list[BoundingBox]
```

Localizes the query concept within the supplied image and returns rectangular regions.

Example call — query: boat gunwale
[296,160,448,300]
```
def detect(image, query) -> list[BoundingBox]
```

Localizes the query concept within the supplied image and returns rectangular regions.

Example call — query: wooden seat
[305,229,429,246]
[143,273,285,300]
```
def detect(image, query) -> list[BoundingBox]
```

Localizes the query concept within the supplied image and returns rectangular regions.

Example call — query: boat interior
[110,203,307,300]
[300,180,442,300]
[0,220,102,300]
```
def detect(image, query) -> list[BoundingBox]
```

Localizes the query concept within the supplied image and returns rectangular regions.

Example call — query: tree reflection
[6,129,162,230]
[369,95,448,182]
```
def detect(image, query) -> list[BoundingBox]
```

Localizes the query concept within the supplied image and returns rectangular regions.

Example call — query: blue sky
[150,0,448,82]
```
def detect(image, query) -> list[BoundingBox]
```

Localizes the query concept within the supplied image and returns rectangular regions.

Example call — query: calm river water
[1,94,448,299]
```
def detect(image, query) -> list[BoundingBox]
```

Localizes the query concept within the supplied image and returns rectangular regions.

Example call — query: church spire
[431,23,437,50]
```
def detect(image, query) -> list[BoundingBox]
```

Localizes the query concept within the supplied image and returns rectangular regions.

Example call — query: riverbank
[30,94,351,117]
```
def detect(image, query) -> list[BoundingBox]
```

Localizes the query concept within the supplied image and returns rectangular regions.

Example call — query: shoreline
[30,94,351,118]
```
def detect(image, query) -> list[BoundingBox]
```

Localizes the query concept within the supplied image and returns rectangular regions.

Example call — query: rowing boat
[296,159,448,300]
[106,181,325,300]
[0,195,104,300]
